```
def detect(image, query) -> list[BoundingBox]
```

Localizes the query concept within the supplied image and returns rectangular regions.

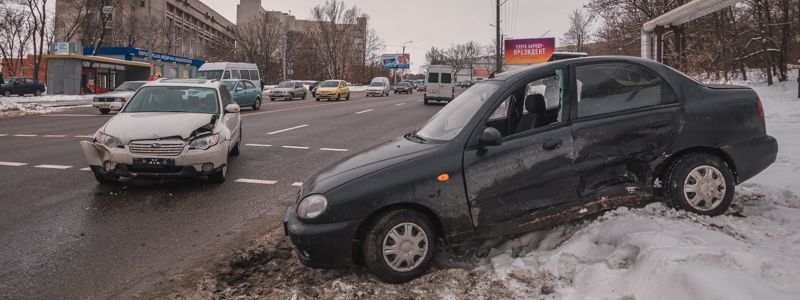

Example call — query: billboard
[504,38,555,65]
[382,53,410,69]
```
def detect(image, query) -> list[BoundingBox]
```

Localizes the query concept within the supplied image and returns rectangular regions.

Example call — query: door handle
[543,139,562,150]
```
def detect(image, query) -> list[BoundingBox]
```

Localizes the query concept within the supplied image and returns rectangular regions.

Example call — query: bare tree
[561,8,593,52]
[0,5,33,78]
[461,41,484,80]
[54,0,91,43]
[310,0,362,80]
[86,0,123,55]
[425,46,447,65]
[25,0,48,82]
[111,0,145,48]
[234,11,284,82]
[363,27,385,81]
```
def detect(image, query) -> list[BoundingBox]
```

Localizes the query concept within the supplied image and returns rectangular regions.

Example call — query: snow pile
[0,95,92,118]
[483,75,800,299]
[0,94,92,103]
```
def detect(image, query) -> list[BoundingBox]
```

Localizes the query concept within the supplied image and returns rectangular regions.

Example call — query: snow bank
[483,75,800,299]
[0,94,92,118]
[0,94,92,103]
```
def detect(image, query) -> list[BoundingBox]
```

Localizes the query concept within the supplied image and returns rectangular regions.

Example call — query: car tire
[209,165,227,184]
[316,98,320,101]
[2,90,9,97]
[304,92,308,100]
[663,153,735,216]
[336,93,341,101]
[270,98,275,101]
[252,98,261,110]
[99,108,111,115]
[230,133,241,156]
[363,209,436,284]
[92,169,118,184]
[289,93,294,101]
[35,89,42,96]
[346,93,350,101]
[423,97,429,105]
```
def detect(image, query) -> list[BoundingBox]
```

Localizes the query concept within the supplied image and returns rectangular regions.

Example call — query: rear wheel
[209,165,227,184]
[346,93,350,100]
[99,108,111,115]
[663,153,735,216]
[363,209,436,283]
[2,90,9,96]
[252,98,261,110]
[336,93,341,101]
[34,89,42,96]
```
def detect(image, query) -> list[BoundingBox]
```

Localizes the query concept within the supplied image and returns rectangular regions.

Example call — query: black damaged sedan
[285,56,778,283]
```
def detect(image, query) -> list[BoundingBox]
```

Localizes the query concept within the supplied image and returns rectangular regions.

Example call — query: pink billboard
[504,38,555,65]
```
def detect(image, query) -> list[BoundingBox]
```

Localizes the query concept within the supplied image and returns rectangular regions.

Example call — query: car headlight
[189,133,220,150]
[297,194,327,219]
[95,131,122,148]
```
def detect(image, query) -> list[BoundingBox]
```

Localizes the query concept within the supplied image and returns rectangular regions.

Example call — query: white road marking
[417,99,422,102]
[395,103,405,106]
[246,143,272,147]
[0,161,27,167]
[267,124,308,135]
[320,148,348,152]
[0,134,7,137]
[355,109,373,114]
[43,135,67,138]
[13,134,37,137]
[35,164,73,170]
[291,182,303,187]
[282,145,310,150]
[74,135,94,138]
[80,167,91,171]
[235,178,277,185]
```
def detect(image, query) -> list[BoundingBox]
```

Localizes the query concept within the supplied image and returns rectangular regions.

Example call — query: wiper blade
[407,129,426,143]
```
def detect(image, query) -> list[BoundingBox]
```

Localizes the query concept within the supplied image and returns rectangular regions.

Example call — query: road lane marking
[80,167,91,171]
[246,143,272,147]
[267,124,308,135]
[291,182,303,187]
[74,135,94,138]
[0,134,7,136]
[35,164,73,169]
[355,109,373,114]
[0,161,27,167]
[320,148,348,152]
[282,145,309,150]
[395,103,405,106]
[235,179,277,185]
[13,134,37,137]
[43,135,67,138]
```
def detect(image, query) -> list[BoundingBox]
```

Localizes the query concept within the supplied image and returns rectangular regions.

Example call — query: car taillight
[755,97,765,120]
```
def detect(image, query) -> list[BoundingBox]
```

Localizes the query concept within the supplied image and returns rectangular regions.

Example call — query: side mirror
[225,103,240,113]
[479,127,502,147]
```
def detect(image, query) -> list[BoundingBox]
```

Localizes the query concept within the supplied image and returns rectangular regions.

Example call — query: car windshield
[320,81,339,88]
[114,82,145,92]
[278,81,295,88]
[415,81,501,141]
[398,82,410,87]
[196,70,223,80]
[370,82,384,87]
[123,86,219,114]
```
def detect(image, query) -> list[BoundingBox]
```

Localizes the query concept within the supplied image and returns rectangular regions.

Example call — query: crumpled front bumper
[80,140,229,178]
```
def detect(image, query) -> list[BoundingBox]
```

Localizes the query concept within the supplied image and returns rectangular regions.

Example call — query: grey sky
[201,0,587,73]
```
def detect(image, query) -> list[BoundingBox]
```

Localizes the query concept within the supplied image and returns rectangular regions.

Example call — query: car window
[123,86,219,114]
[222,71,230,79]
[295,82,302,88]
[441,73,452,84]
[220,85,234,107]
[489,97,510,121]
[235,82,244,91]
[240,70,251,80]
[428,73,439,83]
[416,81,501,141]
[245,81,256,90]
[197,70,223,80]
[320,81,338,88]
[249,70,259,80]
[576,63,669,117]
[231,70,241,79]
[339,81,344,88]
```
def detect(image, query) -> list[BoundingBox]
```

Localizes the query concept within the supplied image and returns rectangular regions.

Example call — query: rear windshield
[397,82,411,87]
[428,73,439,83]
[123,86,219,114]
[320,81,339,87]
[370,82,384,87]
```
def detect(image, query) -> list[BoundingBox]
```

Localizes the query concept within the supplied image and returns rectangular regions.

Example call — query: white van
[196,62,262,89]
[366,77,390,97]
[423,65,455,104]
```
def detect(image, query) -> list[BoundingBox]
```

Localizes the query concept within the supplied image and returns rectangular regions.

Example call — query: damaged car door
[571,62,683,198]
[219,85,241,150]
[463,69,578,227]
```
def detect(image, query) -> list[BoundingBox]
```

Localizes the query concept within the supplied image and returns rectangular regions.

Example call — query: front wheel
[209,165,227,184]
[663,153,735,216]
[346,93,350,101]
[252,98,261,110]
[363,209,436,283]
[2,90,9,97]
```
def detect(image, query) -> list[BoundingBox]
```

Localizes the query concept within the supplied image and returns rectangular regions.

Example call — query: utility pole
[495,0,502,73]
[281,35,287,81]
[146,0,153,77]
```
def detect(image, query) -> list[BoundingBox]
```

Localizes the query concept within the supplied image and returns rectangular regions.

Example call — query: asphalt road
[0,89,452,299]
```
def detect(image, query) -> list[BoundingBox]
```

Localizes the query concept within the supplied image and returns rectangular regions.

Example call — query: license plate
[97,104,111,109]
[133,158,175,167]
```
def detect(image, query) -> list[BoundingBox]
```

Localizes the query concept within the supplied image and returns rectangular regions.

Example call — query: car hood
[94,91,136,98]
[101,112,215,143]
[303,137,443,195]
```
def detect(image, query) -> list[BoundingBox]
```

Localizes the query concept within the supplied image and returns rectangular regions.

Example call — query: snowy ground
[0,94,92,118]
[162,75,800,299]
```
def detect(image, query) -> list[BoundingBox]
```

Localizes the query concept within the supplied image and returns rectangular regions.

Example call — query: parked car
[270,81,308,101]
[223,79,262,110]
[394,82,413,94]
[423,65,455,104]
[284,56,778,283]
[315,80,350,101]
[80,79,242,184]
[309,81,321,97]
[1,77,45,97]
[196,62,262,90]
[366,77,390,97]
[91,81,147,114]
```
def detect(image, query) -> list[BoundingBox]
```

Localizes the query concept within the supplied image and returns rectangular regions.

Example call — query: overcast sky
[201,0,587,73]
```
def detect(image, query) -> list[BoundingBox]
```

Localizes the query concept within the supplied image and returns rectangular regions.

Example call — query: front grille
[129,140,185,156]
